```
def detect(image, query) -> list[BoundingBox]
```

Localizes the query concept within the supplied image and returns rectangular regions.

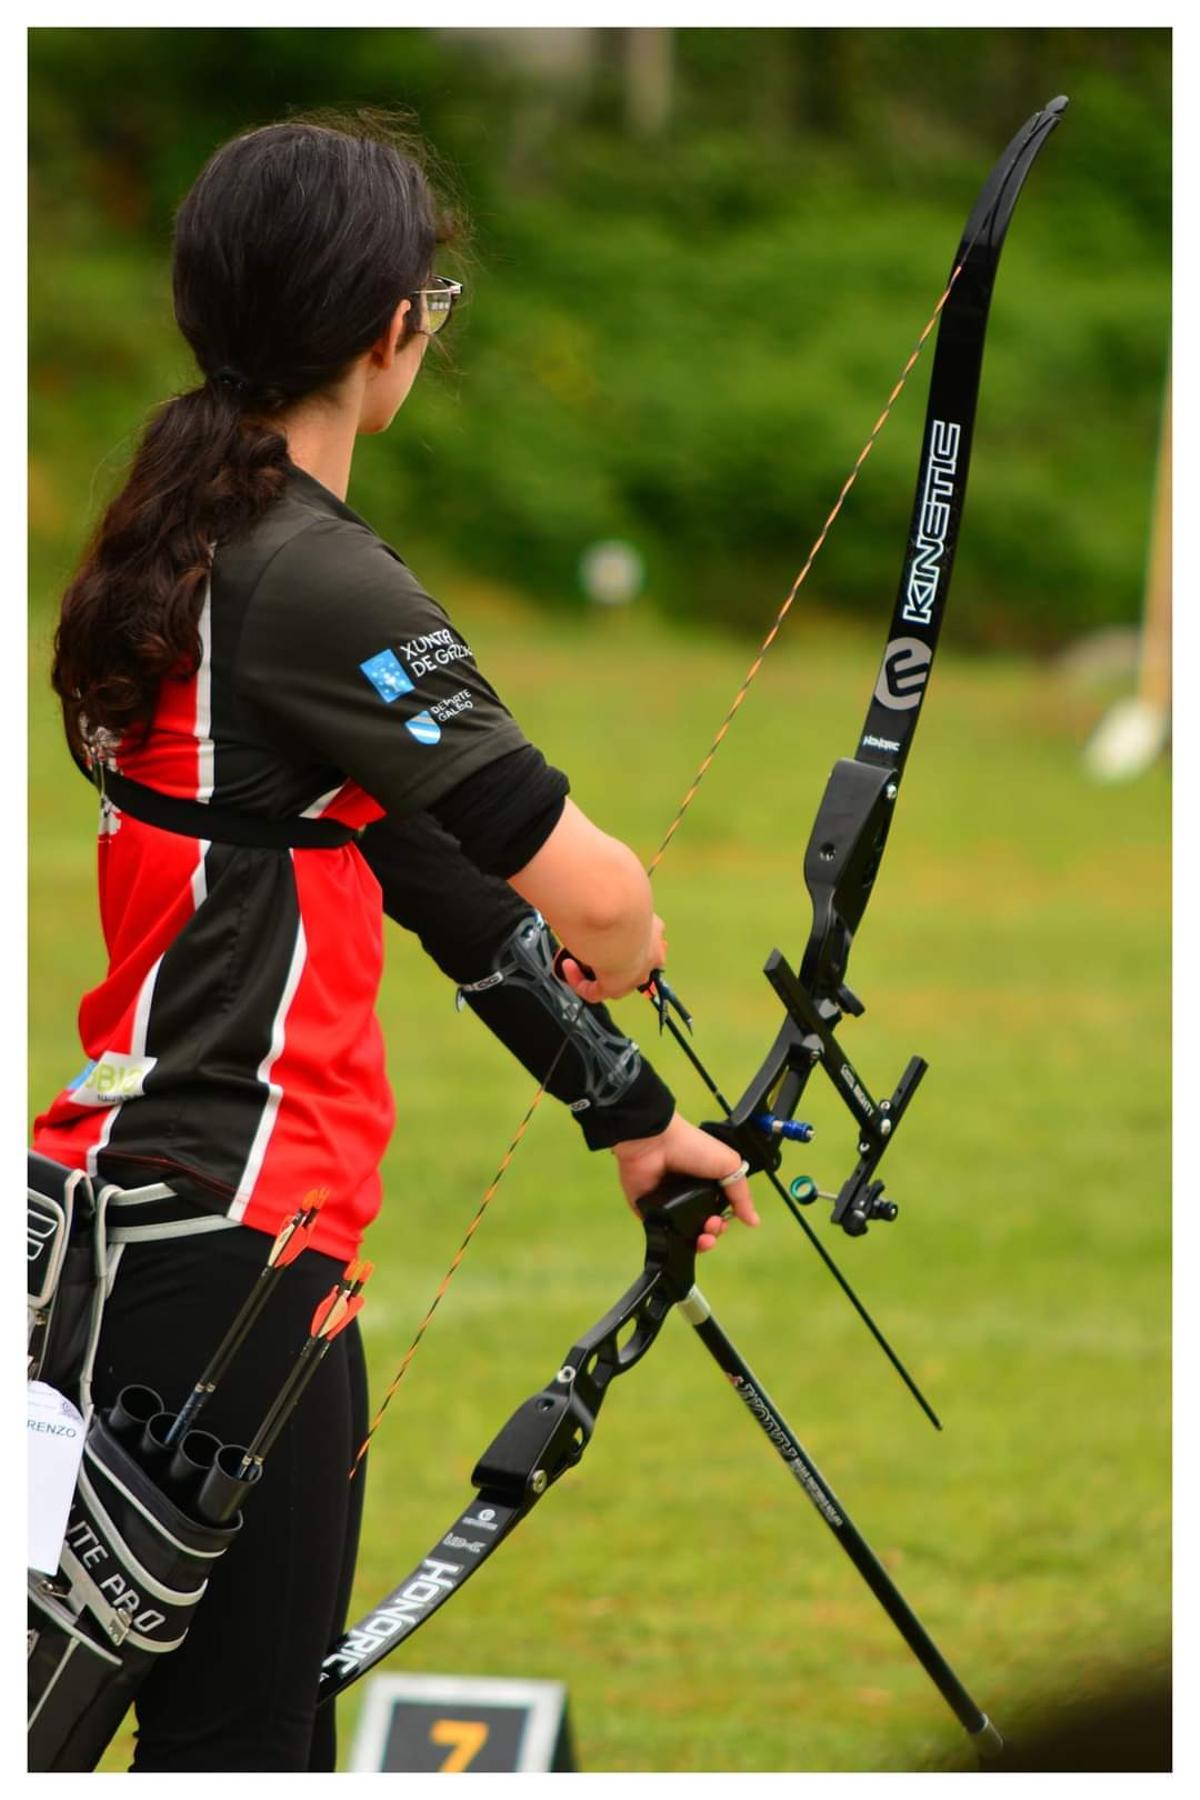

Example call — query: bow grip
[637,1175,729,1300]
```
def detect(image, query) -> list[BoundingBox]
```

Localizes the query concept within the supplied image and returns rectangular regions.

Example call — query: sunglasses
[414,275,462,336]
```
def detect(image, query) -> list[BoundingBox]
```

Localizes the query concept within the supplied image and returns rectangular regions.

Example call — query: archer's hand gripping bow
[323,97,1068,1756]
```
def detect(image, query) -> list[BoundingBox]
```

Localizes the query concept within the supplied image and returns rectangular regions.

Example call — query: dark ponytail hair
[53,110,460,761]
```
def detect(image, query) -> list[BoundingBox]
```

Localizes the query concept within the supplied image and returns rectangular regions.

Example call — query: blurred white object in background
[580,539,644,606]
[1082,371,1171,783]
[1083,696,1171,783]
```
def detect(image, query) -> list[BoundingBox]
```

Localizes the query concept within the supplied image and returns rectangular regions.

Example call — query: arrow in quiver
[26,1153,309,1773]
[27,1382,260,1772]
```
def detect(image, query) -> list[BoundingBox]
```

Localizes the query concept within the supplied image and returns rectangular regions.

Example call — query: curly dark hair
[52,109,461,761]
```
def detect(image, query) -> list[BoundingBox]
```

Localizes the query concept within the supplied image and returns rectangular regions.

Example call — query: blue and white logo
[359,649,414,703]
[404,710,442,746]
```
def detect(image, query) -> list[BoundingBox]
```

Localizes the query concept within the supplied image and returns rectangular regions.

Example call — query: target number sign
[349,1674,575,1773]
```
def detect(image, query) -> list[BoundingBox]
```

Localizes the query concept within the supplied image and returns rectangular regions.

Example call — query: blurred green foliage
[29,27,1169,643]
[27,30,1170,1770]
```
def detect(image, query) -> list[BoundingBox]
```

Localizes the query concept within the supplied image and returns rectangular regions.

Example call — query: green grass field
[28,589,1169,1772]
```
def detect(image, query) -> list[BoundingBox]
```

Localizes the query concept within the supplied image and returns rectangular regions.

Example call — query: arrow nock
[268,1186,331,1269]
[310,1258,373,1341]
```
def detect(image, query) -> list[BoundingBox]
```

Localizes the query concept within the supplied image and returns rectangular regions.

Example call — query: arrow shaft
[238,1338,331,1475]
[166,1268,277,1444]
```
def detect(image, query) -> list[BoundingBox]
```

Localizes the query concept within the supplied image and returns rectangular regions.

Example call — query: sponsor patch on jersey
[398,628,472,677]
[359,649,415,703]
[68,1052,158,1107]
[404,710,442,746]
[428,688,475,724]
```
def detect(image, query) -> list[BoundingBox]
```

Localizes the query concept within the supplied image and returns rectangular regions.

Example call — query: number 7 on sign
[430,1717,490,1773]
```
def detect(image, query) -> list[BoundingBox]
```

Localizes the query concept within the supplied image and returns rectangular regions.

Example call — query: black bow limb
[318,1178,1001,1754]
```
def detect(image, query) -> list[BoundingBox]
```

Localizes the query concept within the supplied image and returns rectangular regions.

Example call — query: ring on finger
[716,1159,750,1189]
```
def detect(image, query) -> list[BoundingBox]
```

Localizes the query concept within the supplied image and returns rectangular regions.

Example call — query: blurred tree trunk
[1138,372,1171,714]
[799,29,852,135]
[624,28,673,137]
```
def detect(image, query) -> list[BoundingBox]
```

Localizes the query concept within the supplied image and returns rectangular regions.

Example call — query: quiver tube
[27,1154,103,1409]
[27,1402,247,1772]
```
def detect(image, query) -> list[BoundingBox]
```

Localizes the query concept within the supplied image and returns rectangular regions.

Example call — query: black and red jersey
[34,466,530,1260]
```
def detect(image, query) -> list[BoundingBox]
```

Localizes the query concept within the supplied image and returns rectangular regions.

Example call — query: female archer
[32,113,757,1770]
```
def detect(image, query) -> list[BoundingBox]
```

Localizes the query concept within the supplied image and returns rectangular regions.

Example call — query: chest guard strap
[76,756,361,851]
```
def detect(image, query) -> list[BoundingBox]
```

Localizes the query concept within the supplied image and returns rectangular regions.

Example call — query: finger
[695,1214,727,1254]
[712,1152,760,1228]
[717,1176,759,1228]
[732,1187,761,1228]
[554,947,597,985]
[561,963,605,1005]
[557,956,586,991]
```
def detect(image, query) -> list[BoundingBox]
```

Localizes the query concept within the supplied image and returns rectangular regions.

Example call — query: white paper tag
[28,1381,86,1575]
[68,1051,158,1107]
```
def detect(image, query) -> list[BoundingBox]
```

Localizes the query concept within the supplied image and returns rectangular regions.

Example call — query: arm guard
[358,811,676,1149]
[457,913,642,1111]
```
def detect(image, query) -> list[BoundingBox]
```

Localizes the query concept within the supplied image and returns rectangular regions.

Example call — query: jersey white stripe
[230,900,309,1220]
[190,840,210,909]
[131,954,163,1058]
[84,1097,119,1179]
[300,784,346,820]
[194,581,215,803]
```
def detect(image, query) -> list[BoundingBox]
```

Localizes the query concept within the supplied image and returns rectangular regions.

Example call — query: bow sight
[721,756,926,1238]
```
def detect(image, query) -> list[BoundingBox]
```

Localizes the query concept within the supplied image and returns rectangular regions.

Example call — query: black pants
[93,1226,368,1772]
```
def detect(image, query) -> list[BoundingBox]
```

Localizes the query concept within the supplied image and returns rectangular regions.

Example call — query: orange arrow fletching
[269,1188,332,1269]
[308,1259,368,1338]
[323,1291,366,1341]
[274,1207,318,1269]
[316,1262,373,1342]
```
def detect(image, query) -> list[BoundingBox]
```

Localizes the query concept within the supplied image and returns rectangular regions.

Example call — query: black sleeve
[235,516,529,819]
[358,807,676,1149]
[427,745,569,878]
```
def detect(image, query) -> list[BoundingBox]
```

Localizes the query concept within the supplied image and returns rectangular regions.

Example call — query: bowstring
[350,1043,569,1474]
[350,260,966,1476]
[648,260,964,874]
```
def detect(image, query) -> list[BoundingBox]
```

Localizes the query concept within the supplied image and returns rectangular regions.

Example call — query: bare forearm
[508,798,656,993]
